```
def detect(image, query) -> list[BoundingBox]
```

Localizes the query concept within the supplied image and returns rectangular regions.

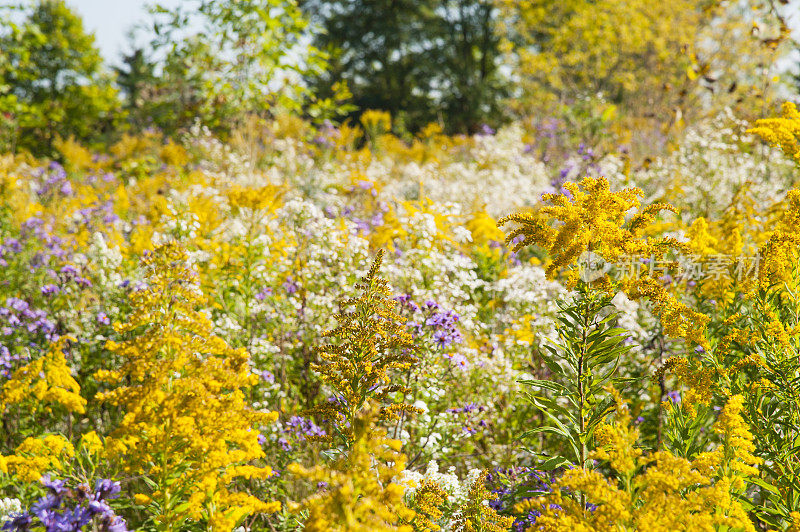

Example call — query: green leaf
[539,455,572,471]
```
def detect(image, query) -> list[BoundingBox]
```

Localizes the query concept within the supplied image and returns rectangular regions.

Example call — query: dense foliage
[2,0,800,530]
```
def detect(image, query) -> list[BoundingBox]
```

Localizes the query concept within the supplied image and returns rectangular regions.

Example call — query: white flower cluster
[400,460,482,507]
[0,498,22,527]
[636,109,797,219]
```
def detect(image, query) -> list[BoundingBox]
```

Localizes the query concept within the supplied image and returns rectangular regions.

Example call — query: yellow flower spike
[0,434,75,483]
[94,242,279,529]
[0,337,86,415]
[455,470,515,532]
[500,177,709,349]
[591,390,642,478]
[530,394,759,531]
[133,494,152,505]
[748,102,800,163]
[467,208,506,245]
[406,480,449,532]
[310,249,421,444]
[291,402,416,532]
[78,430,104,456]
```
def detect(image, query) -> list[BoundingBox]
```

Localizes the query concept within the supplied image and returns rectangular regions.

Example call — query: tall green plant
[713,283,800,528]
[521,283,632,470]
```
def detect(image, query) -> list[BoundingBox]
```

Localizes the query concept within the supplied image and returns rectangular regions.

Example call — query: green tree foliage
[303,0,510,134]
[138,0,345,136]
[0,0,120,155]
[113,48,158,132]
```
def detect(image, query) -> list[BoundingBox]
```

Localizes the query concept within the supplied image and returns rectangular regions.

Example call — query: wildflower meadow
[2,0,800,530]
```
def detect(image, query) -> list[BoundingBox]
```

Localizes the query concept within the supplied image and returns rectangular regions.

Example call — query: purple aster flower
[7,298,28,312]
[30,495,60,518]
[3,511,32,531]
[60,265,78,277]
[93,479,121,500]
[449,353,468,367]
[41,475,66,494]
[667,391,681,403]
[104,516,128,532]
[255,287,273,301]
[88,500,113,517]
[282,277,298,295]
[40,284,59,296]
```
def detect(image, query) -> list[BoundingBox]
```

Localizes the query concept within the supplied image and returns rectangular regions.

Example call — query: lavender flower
[40,284,59,296]
[282,277,298,295]
[4,477,127,532]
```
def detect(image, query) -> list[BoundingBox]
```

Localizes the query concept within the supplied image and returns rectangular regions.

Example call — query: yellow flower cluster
[659,356,716,412]
[748,102,800,163]
[226,183,285,213]
[758,189,800,291]
[0,434,74,483]
[312,250,421,442]
[288,403,416,531]
[592,389,642,477]
[454,470,515,532]
[498,176,709,348]
[95,242,279,530]
[498,177,664,279]
[522,395,759,531]
[0,337,86,415]
[467,208,507,246]
[714,395,761,485]
[405,480,449,532]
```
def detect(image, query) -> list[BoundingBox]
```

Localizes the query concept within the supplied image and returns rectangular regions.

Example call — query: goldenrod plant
[311,249,421,445]
[517,394,759,531]
[517,285,632,470]
[499,176,708,349]
[453,470,515,532]
[94,242,279,530]
[288,402,416,531]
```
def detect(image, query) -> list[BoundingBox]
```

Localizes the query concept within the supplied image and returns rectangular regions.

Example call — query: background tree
[141,0,344,137]
[113,47,158,132]
[303,0,510,134]
[0,0,120,156]
[496,0,794,156]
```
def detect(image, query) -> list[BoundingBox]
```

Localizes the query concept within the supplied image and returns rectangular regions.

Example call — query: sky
[65,0,184,64]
